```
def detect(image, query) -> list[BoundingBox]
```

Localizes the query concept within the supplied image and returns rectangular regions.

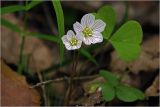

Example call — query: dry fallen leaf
[110,36,159,74]
[1,60,40,106]
[145,76,159,96]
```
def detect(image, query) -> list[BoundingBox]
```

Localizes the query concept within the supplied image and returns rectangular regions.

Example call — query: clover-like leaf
[101,83,115,102]
[95,6,116,39]
[116,85,145,102]
[110,20,143,61]
[99,70,119,86]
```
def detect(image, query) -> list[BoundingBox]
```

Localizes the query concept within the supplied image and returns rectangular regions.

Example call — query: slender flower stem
[64,50,76,105]
[72,50,76,75]
[74,50,79,76]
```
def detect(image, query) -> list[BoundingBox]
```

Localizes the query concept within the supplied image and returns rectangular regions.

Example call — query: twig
[30,75,98,88]
[32,54,48,106]
[37,72,48,106]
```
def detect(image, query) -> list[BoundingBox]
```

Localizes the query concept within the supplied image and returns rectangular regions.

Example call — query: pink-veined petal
[76,33,83,41]
[81,13,95,27]
[67,30,75,36]
[61,35,68,44]
[73,22,83,33]
[83,37,91,45]
[92,19,106,32]
[65,43,72,50]
[91,33,103,44]
[67,30,75,40]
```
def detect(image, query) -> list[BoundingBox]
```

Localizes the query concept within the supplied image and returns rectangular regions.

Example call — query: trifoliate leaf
[116,85,145,102]
[99,70,119,86]
[110,20,143,61]
[101,83,115,102]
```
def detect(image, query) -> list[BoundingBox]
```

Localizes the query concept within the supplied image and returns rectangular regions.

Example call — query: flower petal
[72,40,82,50]
[73,22,83,33]
[76,33,83,41]
[65,43,72,50]
[61,35,68,44]
[66,30,75,39]
[81,13,95,27]
[92,19,106,32]
[83,37,92,45]
[72,46,78,50]
[66,31,74,41]
[91,33,103,44]
[79,33,92,45]
[77,41,82,48]
[67,30,75,36]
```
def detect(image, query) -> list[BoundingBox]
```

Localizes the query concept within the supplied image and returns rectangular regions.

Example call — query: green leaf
[1,5,25,15]
[1,1,43,15]
[26,0,43,11]
[99,70,119,86]
[80,49,98,66]
[52,0,65,36]
[1,18,22,33]
[52,0,65,62]
[110,20,143,61]
[29,33,60,44]
[101,83,115,102]
[96,6,116,39]
[116,85,145,102]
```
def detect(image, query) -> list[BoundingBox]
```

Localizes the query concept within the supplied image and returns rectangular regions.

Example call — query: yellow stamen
[82,27,93,37]
[69,37,78,46]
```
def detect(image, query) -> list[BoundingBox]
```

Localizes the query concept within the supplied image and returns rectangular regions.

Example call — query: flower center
[82,27,93,37]
[69,37,78,46]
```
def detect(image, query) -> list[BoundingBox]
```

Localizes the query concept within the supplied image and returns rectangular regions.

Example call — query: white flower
[73,13,106,45]
[61,30,82,50]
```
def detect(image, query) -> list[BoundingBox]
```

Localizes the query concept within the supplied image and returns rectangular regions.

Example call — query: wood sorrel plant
[1,0,145,104]
[61,4,145,103]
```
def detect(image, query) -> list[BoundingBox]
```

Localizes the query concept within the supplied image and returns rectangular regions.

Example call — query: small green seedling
[99,70,145,102]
